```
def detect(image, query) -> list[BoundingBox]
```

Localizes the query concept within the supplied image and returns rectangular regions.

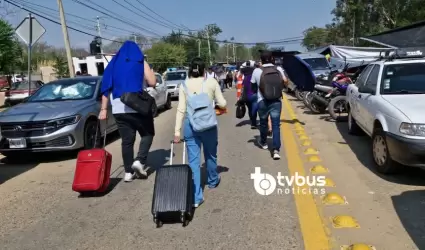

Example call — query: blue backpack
[182,80,217,132]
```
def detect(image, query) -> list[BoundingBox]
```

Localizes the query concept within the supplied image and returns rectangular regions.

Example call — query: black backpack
[259,66,284,100]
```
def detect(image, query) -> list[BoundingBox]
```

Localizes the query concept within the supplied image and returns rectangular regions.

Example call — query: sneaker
[193,199,204,208]
[273,150,281,160]
[257,137,268,150]
[124,173,135,182]
[131,160,147,178]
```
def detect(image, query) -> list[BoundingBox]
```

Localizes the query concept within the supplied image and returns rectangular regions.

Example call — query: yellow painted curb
[299,135,309,140]
[281,94,330,249]
[301,140,312,146]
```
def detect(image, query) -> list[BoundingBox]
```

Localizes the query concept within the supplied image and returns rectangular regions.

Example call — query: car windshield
[11,81,39,90]
[27,78,98,102]
[303,58,329,70]
[165,72,186,81]
[380,63,425,95]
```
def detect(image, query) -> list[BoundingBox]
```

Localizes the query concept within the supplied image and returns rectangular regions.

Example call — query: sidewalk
[0,90,303,250]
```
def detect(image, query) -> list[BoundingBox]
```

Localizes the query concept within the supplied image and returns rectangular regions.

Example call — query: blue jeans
[183,118,220,204]
[246,94,258,126]
[258,99,282,151]
[219,79,224,92]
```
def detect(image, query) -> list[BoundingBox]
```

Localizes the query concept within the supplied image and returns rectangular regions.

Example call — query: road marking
[281,94,331,250]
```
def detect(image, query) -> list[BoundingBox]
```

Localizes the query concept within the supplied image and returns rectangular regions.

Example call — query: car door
[348,64,373,125]
[155,74,166,106]
[357,65,380,134]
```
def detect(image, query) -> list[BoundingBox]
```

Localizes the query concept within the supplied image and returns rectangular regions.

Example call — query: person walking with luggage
[174,57,227,208]
[99,41,157,182]
[251,51,288,160]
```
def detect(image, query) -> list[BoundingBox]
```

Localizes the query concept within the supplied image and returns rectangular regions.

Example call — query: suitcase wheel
[181,212,189,227]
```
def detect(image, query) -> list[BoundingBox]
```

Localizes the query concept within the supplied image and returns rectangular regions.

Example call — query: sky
[3,0,336,52]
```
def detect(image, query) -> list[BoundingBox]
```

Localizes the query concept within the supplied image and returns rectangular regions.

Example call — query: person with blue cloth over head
[99,41,157,182]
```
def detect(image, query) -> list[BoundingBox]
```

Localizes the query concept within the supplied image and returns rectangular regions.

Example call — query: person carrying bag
[99,41,157,182]
[174,57,227,208]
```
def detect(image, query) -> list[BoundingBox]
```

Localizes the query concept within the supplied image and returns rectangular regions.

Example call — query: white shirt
[251,63,287,103]
[205,72,216,79]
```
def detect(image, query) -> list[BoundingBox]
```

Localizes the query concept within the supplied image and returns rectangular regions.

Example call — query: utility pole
[95,16,104,54]
[133,34,137,43]
[206,25,212,65]
[232,44,236,63]
[57,0,75,77]
[352,12,356,46]
[197,39,201,57]
[226,44,229,63]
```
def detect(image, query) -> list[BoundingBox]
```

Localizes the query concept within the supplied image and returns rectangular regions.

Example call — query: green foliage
[250,43,269,60]
[0,19,23,74]
[303,0,425,48]
[53,54,69,78]
[145,42,186,72]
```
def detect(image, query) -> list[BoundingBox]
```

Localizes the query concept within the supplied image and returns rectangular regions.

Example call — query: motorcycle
[327,74,352,120]
[305,74,333,114]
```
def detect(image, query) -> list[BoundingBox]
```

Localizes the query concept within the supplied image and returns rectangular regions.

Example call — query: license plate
[9,138,27,149]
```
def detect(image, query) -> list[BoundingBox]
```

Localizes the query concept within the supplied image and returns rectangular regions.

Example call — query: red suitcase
[72,124,112,194]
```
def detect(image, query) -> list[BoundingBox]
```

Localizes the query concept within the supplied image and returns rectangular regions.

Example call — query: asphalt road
[0,90,303,250]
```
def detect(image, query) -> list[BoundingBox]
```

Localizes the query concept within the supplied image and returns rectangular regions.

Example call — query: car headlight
[399,122,425,136]
[46,115,81,128]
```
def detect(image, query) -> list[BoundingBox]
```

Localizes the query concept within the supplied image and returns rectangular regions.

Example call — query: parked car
[346,51,425,174]
[0,77,9,90]
[4,80,44,106]
[164,69,188,98]
[146,73,172,116]
[0,76,117,159]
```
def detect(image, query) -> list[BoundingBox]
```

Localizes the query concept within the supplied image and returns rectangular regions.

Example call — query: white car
[146,73,172,116]
[346,51,425,174]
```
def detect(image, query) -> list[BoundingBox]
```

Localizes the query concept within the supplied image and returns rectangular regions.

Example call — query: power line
[134,0,194,31]
[69,0,162,37]
[5,0,152,46]
[112,0,182,31]
[13,0,150,37]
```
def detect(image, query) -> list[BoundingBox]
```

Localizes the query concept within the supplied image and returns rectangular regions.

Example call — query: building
[72,55,114,76]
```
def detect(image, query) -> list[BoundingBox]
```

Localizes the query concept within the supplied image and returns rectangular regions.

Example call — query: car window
[380,62,425,94]
[355,65,373,87]
[303,58,329,70]
[364,65,380,90]
[155,75,163,84]
[165,72,187,81]
[10,81,40,90]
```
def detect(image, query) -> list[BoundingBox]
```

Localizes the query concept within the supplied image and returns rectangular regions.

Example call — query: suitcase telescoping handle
[94,120,108,149]
[169,139,186,165]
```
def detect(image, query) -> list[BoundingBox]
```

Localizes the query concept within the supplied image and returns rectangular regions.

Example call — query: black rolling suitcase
[152,140,193,228]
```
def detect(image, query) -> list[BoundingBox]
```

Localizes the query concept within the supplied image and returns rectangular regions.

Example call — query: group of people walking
[98,40,287,209]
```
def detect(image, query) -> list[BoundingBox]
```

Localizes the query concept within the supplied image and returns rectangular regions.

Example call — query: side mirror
[358,85,375,95]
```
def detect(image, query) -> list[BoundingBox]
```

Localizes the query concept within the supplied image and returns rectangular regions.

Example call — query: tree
[0,19,22,74]
[250,43,269,60]
[302,26,331,50]
[53,54,69,78]
[302,0,425,49]
[145,42,186,72]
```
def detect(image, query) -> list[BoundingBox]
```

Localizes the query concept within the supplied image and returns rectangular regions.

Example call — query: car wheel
[84,120,99,149]
[348,110,362,135]
[164,95,172,110]
[372,128,400,174]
